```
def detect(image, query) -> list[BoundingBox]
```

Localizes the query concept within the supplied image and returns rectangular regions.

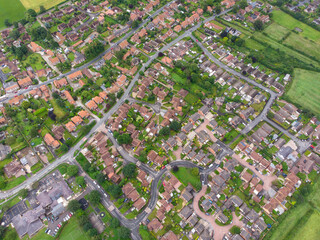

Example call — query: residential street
[0,5,306,240]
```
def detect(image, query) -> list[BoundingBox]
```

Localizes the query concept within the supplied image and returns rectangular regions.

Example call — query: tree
[88,228,98,237]
[30,127,38,138]
[96,173,105,185]
[10,29,20,40]
[75,176,86,187]
[230,225,241,234]
[67,165,78,177]
[116,133,132,145]
[172,166,179,172]
[107,184,122,198]
[39,6,46,14]
[61,144,69,153]
[87,190,101,205]
[0,180,6,189]
[109,217,120,228]
[169,121,181,132]
[159,127,170,136]
[239,0,248,9]
[253,19,264,31]
[0,226,5,239]
[4,19,12,27]
[68,200,81,212]
[84,41,105,59]
[27,9,37,17]
[21,101,30,109]
[115,49,126,60]
[32,181,39,189]
[83,222,93,232]
[123,163,137,178]
[191,167,199,176]
[215,5,221,14]
[118,227,131,240]
[131,20,139,28]
[18,189,29,198]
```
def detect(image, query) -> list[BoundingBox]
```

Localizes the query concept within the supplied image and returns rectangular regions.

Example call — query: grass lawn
[283,32,320,61]
[263,23,290,41]
[265,175,320,240]
[171,72,187,84]
[285,69,320,117]
[0,0,26,30]
[271,10,320,43]
[23,228,53,240]
[184,93,199,105]
[172,167,201,191]
[23,53,46,71]
[20,0,66,12]
[291,211,320,240]
[139,225,156,240]
[50,99,68,119]
[59,216,90,240]
[4,176,27,190]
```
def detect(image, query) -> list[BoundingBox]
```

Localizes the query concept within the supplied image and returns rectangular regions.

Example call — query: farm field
[283,33,320,61]
[20,0,66,12]
[0,0,26,30]
[285,69,320,117]
[219,18,320,68]
[271,10,320,42]
[265,175,320,240]
[291,212,320,240]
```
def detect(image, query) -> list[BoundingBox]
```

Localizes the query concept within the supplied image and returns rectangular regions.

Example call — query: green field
[0,0,26,29]
[172,167,201,191]
[291,212,320,240]
[271,10,320,42]
[264,23,291,41]
[20,0,65,12]
[283,33,320,61]
[59,217,90,240]
[285,69,320,116]
[265,175,320,240]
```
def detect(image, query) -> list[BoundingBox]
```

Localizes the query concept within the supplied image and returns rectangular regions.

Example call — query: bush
[230,226,241,235]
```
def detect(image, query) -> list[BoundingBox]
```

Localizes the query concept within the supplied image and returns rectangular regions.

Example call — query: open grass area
[59,217,90,240]
[285,69,320,117]
[283,32,320,61]
[271,10,320,43]
[20,0,66,12]
[50,99,68,120]
[22,53,46,71]
[264,23,291,41]
[291,211,320,240]
[184,93,199,105]
[172,167,201,191]
[0,0,26,30]
[23,228,54,240]
[265,175,320,240]
[4,175,27,190]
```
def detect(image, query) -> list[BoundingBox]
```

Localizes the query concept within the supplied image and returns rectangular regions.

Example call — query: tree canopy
[123,163,137,178]
[87,190,101,205]
[68,200,81,212]
[67,165,79,177]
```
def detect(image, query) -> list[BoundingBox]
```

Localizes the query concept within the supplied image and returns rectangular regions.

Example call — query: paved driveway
[232,154,277,191]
